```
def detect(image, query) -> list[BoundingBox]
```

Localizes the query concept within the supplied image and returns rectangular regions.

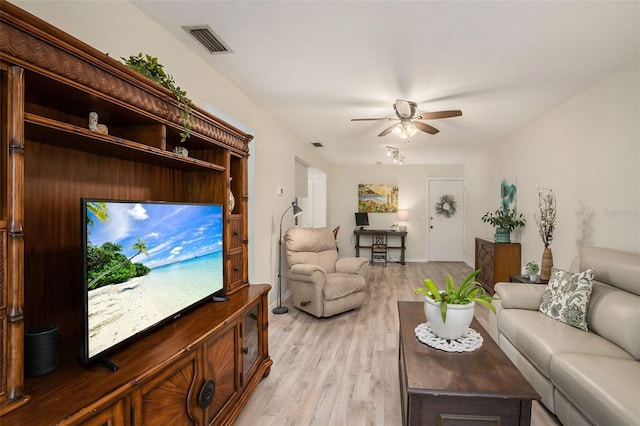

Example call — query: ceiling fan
[351,99,462,139]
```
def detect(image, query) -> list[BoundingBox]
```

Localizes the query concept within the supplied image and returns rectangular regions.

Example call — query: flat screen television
[355,212,369,228]
[81,199,224,364]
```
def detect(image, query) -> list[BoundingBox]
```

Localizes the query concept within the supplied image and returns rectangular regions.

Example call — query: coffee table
[398,301,539,426]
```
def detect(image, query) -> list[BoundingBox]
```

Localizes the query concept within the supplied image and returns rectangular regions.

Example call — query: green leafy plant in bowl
[526,261,540,275]
[415,269,498,322]
[122,53,193,143]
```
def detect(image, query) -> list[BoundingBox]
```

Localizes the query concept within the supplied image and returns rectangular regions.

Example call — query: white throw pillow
[539,267,595,331]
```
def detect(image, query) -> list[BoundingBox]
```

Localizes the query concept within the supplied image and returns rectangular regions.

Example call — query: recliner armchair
[284,227,369,318]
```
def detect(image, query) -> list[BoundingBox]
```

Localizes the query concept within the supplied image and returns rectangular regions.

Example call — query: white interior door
[428,179,465,261]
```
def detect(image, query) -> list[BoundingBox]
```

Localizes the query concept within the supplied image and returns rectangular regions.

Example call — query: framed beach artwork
[500,177,517,213]
[358,183,398,213]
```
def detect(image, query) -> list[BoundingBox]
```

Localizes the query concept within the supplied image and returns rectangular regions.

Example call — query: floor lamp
[273,201,303,314]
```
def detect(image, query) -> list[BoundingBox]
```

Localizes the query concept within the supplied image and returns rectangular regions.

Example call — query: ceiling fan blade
[378,123,398,137]
[414,121,439,135]
[417,110,463,120]
[351,117,397,121]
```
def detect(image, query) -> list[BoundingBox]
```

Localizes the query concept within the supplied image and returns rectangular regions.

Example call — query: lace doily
[414,322,483,352]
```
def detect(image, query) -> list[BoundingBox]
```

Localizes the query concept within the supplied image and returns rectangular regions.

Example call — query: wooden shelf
[24,113,226,172]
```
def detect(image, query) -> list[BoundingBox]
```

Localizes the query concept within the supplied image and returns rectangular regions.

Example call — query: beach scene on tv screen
[85,201,223,359]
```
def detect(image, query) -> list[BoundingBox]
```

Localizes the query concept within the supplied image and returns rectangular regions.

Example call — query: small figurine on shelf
[172,146,189,157]
[88,112,108,135]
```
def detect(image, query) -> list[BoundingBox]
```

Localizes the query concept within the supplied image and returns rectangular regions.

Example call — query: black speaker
[24,324,59,377]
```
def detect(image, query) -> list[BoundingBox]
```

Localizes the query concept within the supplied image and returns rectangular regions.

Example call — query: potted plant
[481,208,526,242]
[122,53,193,145]
[415,269,497,340]
[526,261,540,282]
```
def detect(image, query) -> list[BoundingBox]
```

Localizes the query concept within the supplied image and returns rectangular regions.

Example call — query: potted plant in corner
[415,269,497,340]
[481,208,526,242]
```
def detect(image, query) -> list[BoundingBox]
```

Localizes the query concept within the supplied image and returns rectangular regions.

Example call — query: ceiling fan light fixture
[404,122,417,137]
[392,121,417,139]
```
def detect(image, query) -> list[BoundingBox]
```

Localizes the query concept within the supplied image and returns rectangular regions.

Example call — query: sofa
[284,227,369,318]
[489,247,640,426]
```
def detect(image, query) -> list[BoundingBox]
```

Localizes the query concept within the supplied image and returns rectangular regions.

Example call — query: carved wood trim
[0,1,253,154]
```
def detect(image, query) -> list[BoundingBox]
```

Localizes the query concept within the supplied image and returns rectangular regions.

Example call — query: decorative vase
[424,297,475,340]
[495,227,511,243]
[228,178,235,214]
[541,247,553,280]
[529,273,539,282]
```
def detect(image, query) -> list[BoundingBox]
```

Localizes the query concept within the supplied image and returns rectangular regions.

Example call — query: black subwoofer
[24,324,59,377]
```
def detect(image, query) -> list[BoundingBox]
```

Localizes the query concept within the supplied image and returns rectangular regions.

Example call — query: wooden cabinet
[83,400,128,426]
[475,237,521,294]
[0,1,270,422]
[2,285,271,425]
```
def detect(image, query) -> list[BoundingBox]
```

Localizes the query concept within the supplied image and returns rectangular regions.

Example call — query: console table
[354,229,407,265]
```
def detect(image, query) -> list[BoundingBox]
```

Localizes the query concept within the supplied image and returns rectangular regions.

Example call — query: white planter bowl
[424,297,475,340]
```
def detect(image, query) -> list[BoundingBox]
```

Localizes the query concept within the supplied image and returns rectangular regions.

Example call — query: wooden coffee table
[398,301,539,426]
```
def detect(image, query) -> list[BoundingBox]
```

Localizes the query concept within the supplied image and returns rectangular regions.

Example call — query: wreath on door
[435,194,457,218]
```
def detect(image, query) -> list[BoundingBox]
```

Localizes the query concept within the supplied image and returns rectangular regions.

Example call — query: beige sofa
[489,247,640,426]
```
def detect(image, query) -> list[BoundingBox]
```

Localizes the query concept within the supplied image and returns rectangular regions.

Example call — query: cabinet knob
[197,380,216,409]
[243,347,249,355]
[234,266,240,272]
[233,231,239,236]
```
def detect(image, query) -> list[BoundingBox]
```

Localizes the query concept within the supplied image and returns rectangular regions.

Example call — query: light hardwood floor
[236,262,561,425]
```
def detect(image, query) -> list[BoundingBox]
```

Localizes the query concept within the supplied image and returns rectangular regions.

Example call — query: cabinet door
[243,304,260,382]
[135,351,201,425]
[81,399,127,426]
[0,225,6,404]
[229,217,243,249]
[203,323,239,425]
[475,238,495,292]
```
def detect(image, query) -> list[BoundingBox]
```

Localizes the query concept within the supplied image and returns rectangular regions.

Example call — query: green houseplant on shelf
[481,208,526,243]
[122,53,193,145]
[415,269,497,340]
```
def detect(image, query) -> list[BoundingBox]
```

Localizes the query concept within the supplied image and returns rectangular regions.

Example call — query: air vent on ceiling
[311,142,324,148]
[183,25,231,54]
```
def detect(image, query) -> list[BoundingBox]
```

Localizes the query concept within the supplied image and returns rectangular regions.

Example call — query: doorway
[298,167,326,228]
[427,179,465,261]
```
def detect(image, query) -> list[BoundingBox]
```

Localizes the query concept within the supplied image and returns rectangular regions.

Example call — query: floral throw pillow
[539,267,595,331]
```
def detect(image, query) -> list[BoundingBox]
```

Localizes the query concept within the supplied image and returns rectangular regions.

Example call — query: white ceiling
[131,1,639,166]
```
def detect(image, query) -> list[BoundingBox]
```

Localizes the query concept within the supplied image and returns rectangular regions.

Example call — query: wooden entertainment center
[0,1,271,423]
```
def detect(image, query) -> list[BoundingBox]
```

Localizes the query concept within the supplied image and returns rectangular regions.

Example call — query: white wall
[481,59,640,270]
[329,164,465,261]
[13,2,640,293]
[15,1,332,309]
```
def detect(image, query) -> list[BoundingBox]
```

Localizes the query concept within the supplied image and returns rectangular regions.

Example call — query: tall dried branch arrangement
[535,187,557,248]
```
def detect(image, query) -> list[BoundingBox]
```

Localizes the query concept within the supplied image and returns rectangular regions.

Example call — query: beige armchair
[284,227,369,318]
